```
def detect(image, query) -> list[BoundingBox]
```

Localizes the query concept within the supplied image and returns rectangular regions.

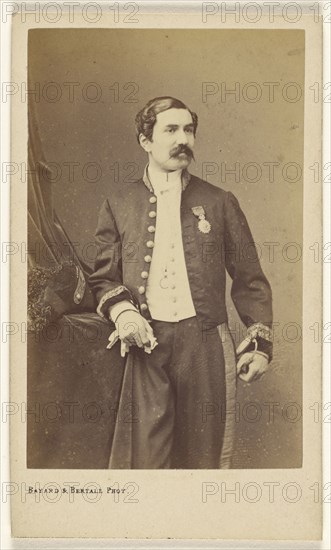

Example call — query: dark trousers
[109,317,229,469]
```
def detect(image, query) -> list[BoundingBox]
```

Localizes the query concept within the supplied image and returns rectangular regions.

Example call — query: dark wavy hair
[135,96,198,143]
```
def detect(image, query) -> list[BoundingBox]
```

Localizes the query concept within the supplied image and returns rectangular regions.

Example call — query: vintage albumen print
[8,3,323,541]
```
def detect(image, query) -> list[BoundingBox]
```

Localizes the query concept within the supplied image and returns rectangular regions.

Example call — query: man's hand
[236,352,269,383]
[115,309,154,349]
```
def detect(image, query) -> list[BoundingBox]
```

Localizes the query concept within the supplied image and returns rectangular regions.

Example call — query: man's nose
[176,129,189,145]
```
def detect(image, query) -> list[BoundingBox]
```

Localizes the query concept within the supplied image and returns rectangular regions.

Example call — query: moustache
[170,145,195,160]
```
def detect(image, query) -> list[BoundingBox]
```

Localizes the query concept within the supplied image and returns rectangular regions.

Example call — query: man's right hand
[115,309,154,349]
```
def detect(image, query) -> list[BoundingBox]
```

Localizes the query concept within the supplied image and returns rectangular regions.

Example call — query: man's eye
[166,128,175,133]
[185,128,194,133]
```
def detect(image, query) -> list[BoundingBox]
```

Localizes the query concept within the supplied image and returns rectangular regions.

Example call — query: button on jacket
[88,170,273,334]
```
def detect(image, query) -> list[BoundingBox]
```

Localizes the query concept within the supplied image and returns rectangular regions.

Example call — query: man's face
[141,108,195,171]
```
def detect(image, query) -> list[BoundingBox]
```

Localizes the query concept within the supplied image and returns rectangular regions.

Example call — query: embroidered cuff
[246,322,273,342]
[236,323,273,362]
[97,285,133,319]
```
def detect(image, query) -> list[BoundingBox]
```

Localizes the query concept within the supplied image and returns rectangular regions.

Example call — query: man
[89,96,273,469]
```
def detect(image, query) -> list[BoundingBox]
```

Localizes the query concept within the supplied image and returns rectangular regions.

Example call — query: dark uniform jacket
[89,169,273,359]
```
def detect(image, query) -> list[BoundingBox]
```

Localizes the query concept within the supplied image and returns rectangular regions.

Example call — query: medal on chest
[191,206,211,234]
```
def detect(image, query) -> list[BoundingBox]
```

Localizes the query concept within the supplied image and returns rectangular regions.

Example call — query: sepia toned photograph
[27,27,303,471]
[7,4,324,541]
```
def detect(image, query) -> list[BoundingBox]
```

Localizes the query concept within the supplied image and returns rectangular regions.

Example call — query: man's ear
[139,133,152,153]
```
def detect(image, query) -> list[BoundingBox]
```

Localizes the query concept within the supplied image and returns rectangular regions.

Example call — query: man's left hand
[236,352,269,383]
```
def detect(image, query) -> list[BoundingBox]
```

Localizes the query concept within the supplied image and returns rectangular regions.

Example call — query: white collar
[147,163,182,193]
